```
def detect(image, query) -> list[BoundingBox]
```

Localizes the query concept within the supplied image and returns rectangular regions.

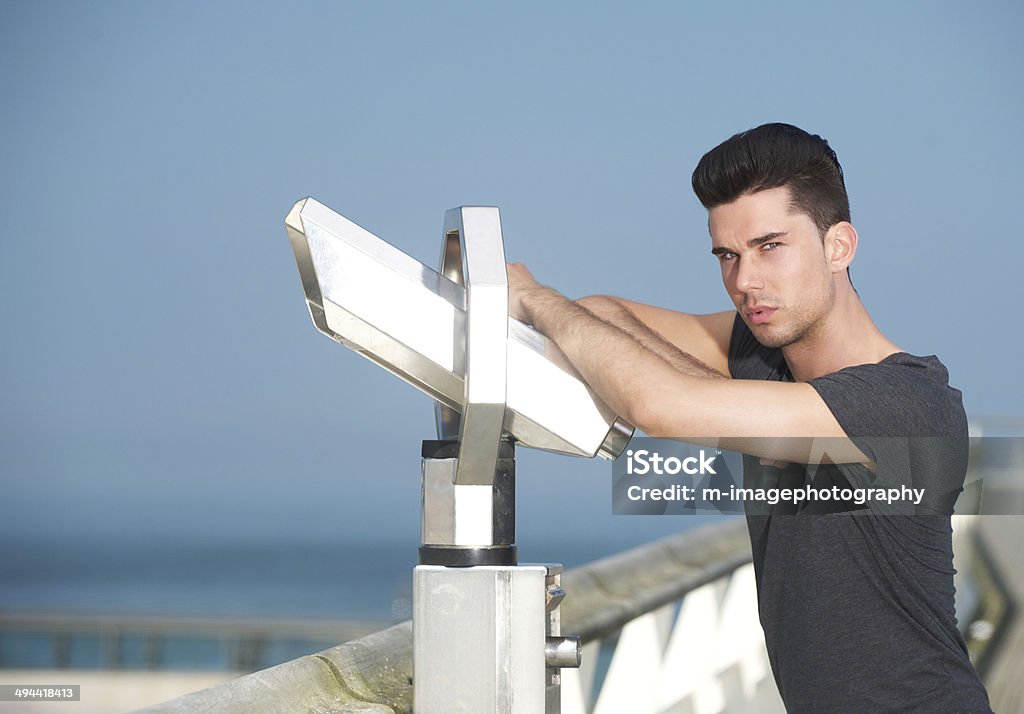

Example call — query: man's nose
[734,258,764,293]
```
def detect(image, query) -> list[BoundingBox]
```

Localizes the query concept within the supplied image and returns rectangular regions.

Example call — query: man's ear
[825,221,858,274]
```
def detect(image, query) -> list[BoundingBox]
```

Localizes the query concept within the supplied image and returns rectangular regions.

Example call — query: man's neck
[782,292,901,382]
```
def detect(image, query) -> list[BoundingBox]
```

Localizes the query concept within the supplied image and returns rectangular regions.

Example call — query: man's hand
[506,262,544,324]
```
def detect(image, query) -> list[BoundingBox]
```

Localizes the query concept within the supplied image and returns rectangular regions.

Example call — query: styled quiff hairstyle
[691,123,850,236]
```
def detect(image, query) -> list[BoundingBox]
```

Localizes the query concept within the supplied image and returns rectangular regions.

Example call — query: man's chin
[748,323,792,349]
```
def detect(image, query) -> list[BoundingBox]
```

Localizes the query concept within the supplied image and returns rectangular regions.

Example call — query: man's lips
[746,306,777,325]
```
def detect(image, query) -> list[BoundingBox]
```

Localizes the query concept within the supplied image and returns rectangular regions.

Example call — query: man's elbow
[621,396,674,439]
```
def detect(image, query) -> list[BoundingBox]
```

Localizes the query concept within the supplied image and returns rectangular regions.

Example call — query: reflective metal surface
[441,207,508,485]
[420,451,515,548]
[414,565,548,713]
[286,197,633,459]
[545,636,582,669]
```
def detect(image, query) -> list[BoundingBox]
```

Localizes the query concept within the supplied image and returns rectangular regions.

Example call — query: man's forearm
[507,264,865,460]
[518,286,709,427]
[576,296,726,379]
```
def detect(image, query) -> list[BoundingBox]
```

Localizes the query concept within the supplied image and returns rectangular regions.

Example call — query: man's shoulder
[810,351,967,440]
[843,351,951,384]
[811,354,969,512]
[728,313,966,438]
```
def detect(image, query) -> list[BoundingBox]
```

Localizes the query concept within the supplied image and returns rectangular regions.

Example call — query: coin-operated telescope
[286,198,634,713]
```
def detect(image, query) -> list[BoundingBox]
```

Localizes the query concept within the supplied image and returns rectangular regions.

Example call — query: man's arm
[574,295,728,378]
[577,295,734,377]
[509,264,869,465]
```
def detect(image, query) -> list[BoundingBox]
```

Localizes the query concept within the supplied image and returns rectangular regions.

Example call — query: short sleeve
[808,354,969,514]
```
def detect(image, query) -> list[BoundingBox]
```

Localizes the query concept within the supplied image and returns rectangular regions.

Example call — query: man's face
[708,186,835,349]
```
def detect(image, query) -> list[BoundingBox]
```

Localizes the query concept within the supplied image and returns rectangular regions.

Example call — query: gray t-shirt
[728,315,991,713]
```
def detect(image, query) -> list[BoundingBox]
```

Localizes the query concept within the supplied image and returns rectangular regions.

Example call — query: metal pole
[284,199,591,711]
[413,208,578,712]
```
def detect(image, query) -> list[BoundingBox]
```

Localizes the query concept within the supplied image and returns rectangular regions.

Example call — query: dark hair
[691,123,850,236]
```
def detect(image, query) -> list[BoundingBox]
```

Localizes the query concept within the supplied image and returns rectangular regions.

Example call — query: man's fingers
[506,262,537,287]
[505,263,534,322]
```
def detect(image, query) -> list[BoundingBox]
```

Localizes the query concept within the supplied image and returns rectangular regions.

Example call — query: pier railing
[0,612,384,673]
[138,519,768,713]
[557,518,779,714]
[140,511,997,714]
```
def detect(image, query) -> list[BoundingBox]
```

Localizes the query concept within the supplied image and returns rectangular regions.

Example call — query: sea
[0,524,709,670]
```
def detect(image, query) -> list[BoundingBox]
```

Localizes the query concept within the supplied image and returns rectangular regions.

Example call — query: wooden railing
[137,519,769,713]
[140,509,999,714]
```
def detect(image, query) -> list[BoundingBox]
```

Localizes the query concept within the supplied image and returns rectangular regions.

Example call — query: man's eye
[718,252,737,261]
[762,242,780,251]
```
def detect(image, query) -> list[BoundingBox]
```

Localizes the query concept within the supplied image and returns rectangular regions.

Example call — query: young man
[507,124,992,712]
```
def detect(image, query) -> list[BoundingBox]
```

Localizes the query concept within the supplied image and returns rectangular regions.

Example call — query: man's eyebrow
[711,231,788,256]
[748,231,787,247]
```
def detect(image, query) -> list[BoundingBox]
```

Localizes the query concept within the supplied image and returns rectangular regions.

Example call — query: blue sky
[1,1,1021,554]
